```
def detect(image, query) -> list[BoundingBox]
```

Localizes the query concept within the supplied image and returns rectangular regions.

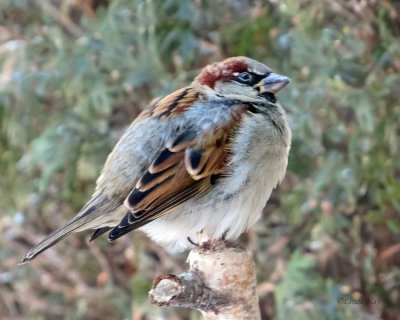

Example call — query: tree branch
[149,240,261,319]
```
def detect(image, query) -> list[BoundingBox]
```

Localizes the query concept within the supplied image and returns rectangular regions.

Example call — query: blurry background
[1,0,399,319]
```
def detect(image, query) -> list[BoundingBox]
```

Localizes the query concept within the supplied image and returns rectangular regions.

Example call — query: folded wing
[108,104,248,241]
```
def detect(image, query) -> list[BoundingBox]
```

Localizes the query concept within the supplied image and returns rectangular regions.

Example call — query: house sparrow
[21,56,291,263]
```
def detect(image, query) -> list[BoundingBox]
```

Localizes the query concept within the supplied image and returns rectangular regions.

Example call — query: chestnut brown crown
[193,56,290,103]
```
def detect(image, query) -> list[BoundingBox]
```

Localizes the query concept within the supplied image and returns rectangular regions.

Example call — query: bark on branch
[149,240,261,319]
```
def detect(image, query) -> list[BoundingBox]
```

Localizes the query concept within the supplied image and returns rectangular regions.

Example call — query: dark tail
[20,194,108,264]
[89,226,112,242]
[20,217,86,264]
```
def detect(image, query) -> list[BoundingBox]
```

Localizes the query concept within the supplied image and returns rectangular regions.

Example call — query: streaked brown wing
[108,104,249,241]
[135,86,200,121]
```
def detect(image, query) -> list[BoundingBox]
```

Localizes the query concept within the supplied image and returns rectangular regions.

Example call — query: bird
[21,56,291,263]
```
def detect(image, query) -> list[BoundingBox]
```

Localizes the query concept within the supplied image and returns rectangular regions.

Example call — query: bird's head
[193,56,290,104]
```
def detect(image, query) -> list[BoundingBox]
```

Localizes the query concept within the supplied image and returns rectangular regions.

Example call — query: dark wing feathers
[169,129,198,151]
[108,180,207,241]
[108,103,249,241]
[89,226,113,242]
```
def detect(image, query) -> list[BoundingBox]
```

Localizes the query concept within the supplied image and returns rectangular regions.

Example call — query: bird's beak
[255,72,291,94]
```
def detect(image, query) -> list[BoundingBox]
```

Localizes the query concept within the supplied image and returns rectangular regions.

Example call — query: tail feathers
[20,192,117,264]
[89,226,112,242]
[20,222,74,263]
[20,214,92,264]
[20,194,110,264]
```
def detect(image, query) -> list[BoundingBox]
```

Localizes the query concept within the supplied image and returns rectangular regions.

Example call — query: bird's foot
[187,236,199,246]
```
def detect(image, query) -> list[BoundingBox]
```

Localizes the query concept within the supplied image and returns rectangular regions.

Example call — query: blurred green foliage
[1,0,399,319]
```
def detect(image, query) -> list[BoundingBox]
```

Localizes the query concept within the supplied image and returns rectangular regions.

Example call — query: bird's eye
[237,72,252,82]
